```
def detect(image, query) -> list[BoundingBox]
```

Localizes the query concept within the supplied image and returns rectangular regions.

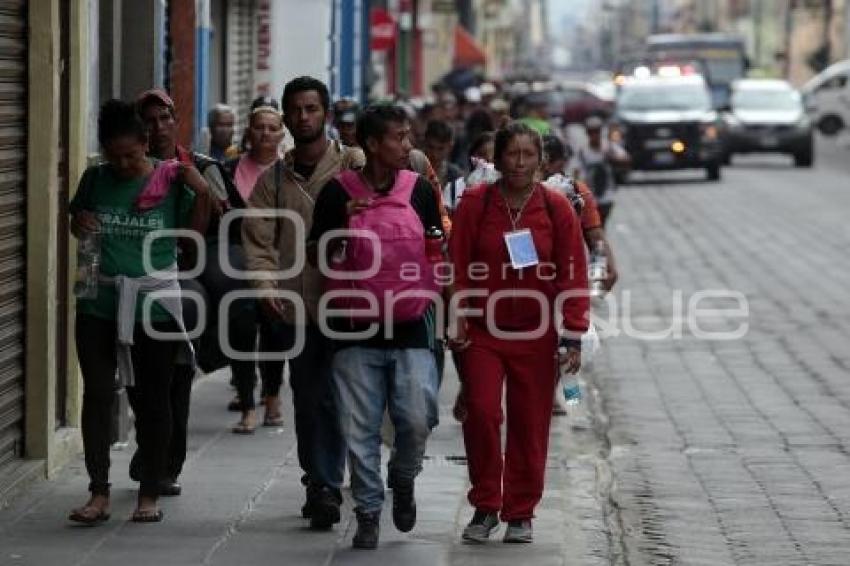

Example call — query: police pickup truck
[613,74,723,181]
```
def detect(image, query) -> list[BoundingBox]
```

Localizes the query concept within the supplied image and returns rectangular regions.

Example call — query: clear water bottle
[74,228,101,299]
[589,240,608,297]
[559,346,582,406]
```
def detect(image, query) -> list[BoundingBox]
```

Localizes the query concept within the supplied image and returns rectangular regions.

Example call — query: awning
[453,25,486,68]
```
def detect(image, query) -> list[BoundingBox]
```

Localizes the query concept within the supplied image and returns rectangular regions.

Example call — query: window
[817,75,848,92]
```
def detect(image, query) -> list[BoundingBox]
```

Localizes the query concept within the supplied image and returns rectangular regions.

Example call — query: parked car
[614,74,723,181]
[723,79,813,167]
[801,59,850,136]
[559,81,614,124]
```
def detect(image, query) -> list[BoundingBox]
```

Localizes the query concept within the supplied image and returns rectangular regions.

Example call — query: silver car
[722,79,814,167]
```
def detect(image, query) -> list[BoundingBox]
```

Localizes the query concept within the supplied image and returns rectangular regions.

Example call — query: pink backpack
[326,169,438,323]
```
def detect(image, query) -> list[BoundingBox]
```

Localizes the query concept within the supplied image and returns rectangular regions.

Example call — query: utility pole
[823,0,833,66]
[754,0,763,72]
[783,0,793,78]
[651,0,660,34]
[843,0,850,57]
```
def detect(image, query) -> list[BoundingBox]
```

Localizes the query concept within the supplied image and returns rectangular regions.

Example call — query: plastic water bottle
[559,346,582,406]
[74,229,101,299]
[425,226,444,263]
[589,240,608,298]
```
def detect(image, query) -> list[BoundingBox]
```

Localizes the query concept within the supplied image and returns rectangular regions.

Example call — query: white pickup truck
[802,59,850,136]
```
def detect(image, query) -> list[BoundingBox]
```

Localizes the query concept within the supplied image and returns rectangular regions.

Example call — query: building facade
[1,0,92,501]
[0,0,374,501]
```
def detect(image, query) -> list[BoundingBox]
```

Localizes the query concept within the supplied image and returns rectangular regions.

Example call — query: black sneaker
[392,480,417,532]
[462,509,500,543]
[352,511,380,549]
[309,487,342,530]
[301,483,318,519]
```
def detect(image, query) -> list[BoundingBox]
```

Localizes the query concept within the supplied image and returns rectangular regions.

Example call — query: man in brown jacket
[241,77,364,530]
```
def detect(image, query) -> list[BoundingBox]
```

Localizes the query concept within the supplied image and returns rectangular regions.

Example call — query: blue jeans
[332,347,438,514]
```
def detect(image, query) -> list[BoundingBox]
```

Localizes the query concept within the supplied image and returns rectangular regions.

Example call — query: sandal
[263,413,284,427]
[232,421,256,434]
[232,410,256,434]
[131,508,164,523]
[69,505,111,525]
[262,396,282,427]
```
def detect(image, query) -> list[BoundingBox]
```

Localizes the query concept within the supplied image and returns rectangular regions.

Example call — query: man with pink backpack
[308,104,444,550]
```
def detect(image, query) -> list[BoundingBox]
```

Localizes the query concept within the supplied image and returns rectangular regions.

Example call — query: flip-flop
[69,506,111,525]
[232,422,256,435]
[131,508,164,523]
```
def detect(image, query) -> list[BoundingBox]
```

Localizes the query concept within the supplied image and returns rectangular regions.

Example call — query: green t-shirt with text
[70,161,195,322]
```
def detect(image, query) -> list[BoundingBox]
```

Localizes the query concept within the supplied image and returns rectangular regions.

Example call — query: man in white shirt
[575,116,630,225]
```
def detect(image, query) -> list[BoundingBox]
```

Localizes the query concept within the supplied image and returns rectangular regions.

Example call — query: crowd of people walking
[67,74,626,549]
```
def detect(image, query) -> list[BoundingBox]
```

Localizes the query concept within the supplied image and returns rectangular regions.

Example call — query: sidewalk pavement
[0,361,612,566]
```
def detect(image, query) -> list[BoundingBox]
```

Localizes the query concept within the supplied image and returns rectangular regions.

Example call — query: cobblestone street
[586,140,850,565]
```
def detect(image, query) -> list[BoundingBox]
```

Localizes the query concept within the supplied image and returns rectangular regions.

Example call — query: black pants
[166,364,193,478]
[266,323,345,489]
[167,278,205,479]
[200,241,284,410]
[231,306,288,411]
[129,278,205,482]
[132,364,194,483]
[76,313,179,498]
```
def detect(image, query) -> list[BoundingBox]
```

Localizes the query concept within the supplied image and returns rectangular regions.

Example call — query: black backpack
[579,149,612,200]
[587,162,611,200]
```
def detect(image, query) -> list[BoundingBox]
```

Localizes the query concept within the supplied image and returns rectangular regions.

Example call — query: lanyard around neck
[500,183,535,231]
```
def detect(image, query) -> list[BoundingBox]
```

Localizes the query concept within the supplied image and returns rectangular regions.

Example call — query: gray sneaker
[503,519,533,543]
[462,509,500,544]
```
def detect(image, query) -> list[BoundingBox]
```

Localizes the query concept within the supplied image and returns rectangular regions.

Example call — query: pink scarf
[135,159,182,211]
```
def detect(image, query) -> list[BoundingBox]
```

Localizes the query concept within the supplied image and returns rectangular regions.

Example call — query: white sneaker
[503,519,533,543]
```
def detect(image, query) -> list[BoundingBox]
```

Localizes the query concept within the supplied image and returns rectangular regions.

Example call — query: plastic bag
[465,157,501,187]
[544,173,584,215]
[581,322,601,366]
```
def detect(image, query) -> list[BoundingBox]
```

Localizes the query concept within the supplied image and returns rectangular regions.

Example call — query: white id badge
[504,229,539,269]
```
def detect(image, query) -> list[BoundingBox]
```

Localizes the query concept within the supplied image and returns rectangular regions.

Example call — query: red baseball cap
[136,88,175,111]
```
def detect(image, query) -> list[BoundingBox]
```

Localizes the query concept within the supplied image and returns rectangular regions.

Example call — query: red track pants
[459,323,558,521]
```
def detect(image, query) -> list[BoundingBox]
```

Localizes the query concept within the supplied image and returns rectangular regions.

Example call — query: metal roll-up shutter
[0,0,27,469]
[226,0,256,133]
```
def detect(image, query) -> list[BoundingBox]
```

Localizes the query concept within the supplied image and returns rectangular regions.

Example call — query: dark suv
[614,75,724,181]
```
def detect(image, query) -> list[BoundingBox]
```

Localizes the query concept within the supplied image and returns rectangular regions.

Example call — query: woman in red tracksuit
[448,122,589,544]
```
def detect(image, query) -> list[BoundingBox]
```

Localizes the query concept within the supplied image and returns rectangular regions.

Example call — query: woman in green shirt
[68,100,210,524]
